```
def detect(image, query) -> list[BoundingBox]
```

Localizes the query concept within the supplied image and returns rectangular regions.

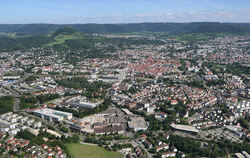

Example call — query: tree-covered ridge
[1,23,249,53]
[51,26,77,37]
[1,23,250,35]
[0,35,54,51]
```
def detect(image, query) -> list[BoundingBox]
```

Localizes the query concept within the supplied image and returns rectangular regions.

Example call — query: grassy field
[45,34,82,46]
[66,143,123,158]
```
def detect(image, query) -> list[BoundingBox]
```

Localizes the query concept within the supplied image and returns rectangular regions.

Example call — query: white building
[68,100,97,109]
[32,122,42,129]
[8,129,20,135]
[30,107,72,122]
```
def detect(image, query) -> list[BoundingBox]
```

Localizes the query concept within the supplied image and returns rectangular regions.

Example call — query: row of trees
[19,96,38,109]
[169,135,250,158]
[56,77,111,92]
[36,94,59,104]
[111,143,133,151]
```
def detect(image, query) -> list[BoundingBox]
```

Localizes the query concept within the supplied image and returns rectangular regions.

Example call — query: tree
[239,117,249,129]
[0,96,14,114]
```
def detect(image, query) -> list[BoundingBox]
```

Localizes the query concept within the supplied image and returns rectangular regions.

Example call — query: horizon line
[1,21,250,25]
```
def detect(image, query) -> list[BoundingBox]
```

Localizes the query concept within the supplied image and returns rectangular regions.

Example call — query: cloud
[25,10,250,24]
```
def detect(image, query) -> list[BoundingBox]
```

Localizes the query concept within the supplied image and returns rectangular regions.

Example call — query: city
[0,0,250,158]
[0,28,249,158]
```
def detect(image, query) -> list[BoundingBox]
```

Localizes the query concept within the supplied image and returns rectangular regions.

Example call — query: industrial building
[69,100,97,109]
[66,96,97,109]
[94,124,123,135]
[30,107,73,122]
[71,106,126,135]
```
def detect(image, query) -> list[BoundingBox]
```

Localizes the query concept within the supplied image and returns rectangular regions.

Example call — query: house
[141,134,147,142]
[144,140,153,148]
[47,151,53,156]
[9,123,18,129]
[171,100,178,105]
[162,133,170,139]
[162,152,176,158]
[25,119,35,126]
[42,144,48,150]
[156,144,169,152]
[170,146,177,152]
[9,118,18,123]
[19,117,29,124]
[1,126,9,132]
[158,112,167,118]
[179,152,186,158]
[32,122,42,129]
[135,147,143,158]
[16,124,27,130]
[8,129,20,135]
[54,146,61,151]
[156,140,163,146]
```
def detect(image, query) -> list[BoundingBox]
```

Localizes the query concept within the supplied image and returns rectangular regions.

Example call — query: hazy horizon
[1,22,250,25]
[1,0,250,24]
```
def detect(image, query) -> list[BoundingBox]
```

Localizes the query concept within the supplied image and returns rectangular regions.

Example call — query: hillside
[0,22,250,35]
[0,26,166,52]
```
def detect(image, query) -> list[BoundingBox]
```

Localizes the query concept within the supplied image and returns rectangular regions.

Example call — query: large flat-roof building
[66,96,97,109]
[70,106,126,135]
[128,117,148,132]
[30,107,73,122]
[171,124,199,134]
[69,101,97,109]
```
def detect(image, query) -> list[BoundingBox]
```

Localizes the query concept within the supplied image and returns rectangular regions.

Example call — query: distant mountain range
[1,22,250,35]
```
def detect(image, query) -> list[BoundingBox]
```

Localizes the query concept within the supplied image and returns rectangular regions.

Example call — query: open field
[66,143,123,158]
[45,34,82,46]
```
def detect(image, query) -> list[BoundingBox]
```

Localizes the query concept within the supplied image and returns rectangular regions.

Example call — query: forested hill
[1,22,250,35]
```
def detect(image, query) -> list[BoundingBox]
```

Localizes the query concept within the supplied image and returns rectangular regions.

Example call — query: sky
[1,0,250,24]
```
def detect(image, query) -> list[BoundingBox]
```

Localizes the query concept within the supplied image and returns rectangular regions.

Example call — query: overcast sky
[1,0,250,24]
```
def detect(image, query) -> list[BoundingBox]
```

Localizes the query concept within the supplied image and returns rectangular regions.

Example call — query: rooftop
[171,124,199,133]
[31,108,72,119]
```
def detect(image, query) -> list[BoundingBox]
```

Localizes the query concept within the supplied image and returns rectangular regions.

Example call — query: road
[3,73,32,112]
[131,139,152,158]
[4,85,20,112]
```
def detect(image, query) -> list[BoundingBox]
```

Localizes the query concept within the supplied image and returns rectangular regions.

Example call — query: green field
[45,34,82,46]
[66,143,123,158]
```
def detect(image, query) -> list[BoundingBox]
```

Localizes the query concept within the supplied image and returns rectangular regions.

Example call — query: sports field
[66,143,123,158]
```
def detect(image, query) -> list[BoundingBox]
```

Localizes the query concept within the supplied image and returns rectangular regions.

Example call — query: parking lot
[200,128,242,143]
